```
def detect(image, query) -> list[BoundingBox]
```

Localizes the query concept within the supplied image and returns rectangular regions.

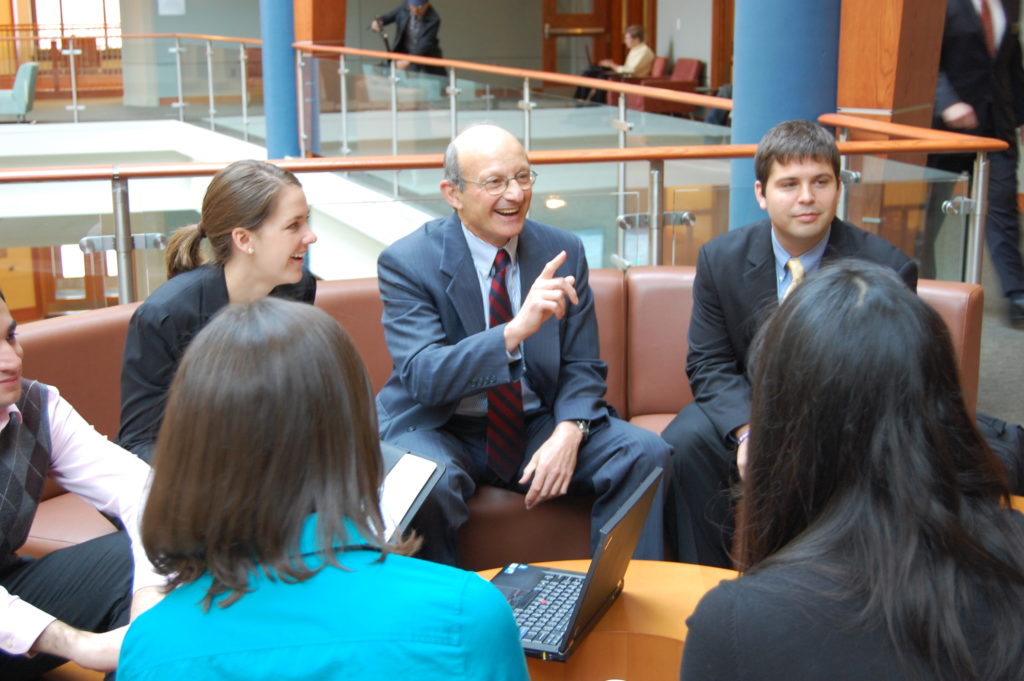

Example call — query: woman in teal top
[118,298,528,681]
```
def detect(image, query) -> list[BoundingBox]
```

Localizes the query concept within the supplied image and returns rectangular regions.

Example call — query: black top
[378,2,442,59]
[117,264,316,462]
[681,511,1024,681]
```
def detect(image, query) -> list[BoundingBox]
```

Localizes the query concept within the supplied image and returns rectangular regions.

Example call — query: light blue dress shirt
[771,227,831,301]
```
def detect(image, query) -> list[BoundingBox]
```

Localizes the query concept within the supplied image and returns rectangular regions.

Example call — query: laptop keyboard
[512,573,584,646]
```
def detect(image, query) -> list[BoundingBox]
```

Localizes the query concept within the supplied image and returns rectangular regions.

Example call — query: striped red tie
[486,248,525,481]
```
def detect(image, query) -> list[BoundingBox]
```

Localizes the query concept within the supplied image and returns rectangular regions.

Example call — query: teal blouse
[118,518,528,681]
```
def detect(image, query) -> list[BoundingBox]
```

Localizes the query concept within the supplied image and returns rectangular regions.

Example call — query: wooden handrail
[294,41,734,112]
[0,137,1009,185]
[819,112,1008,151]
[120,32,262,45]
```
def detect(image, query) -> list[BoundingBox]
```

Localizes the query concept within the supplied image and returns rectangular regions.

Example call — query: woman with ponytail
[118,160,317,461]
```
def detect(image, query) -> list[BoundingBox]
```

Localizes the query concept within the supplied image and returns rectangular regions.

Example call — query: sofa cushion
[589,269,627,416]
[19,303,139,441]
[625,266,695,421]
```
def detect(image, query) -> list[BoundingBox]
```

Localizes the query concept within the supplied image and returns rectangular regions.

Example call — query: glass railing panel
[842,154,968,282]
[0,176,201,320]
[115,36,185,123]
[665,181,732,267]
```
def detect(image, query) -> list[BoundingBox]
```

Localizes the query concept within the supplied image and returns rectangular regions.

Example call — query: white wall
[656,0,712,83]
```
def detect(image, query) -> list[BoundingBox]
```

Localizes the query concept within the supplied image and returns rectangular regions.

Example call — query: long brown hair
[164,160,301,279]
[142,297,417,609]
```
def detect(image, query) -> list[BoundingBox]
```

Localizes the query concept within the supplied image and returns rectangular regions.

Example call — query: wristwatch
[574,419,591,442]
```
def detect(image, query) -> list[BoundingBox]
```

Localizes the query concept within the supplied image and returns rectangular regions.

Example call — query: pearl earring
[247,247,255,255]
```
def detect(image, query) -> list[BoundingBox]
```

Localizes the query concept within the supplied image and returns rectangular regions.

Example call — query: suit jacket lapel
[439,213,486,336]
[743,221,778,312]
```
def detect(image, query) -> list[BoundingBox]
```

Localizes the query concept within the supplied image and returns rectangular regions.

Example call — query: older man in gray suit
[376,124,670,566]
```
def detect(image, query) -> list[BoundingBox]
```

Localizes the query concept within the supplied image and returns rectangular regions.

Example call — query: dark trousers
[661,402,737,569]
[387,411,671,566]
[662,403,1024,570]
[923,147,1024,296]
[574,66,612,102]
[0,531,133,681]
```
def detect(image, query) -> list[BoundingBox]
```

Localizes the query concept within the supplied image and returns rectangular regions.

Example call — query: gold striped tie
[784,257,805,299]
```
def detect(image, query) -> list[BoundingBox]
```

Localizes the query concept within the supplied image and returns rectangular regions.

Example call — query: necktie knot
[493,248,511,273]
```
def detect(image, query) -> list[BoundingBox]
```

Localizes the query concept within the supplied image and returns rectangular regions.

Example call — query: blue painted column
[260,0,300,159]
[729,0,842,228]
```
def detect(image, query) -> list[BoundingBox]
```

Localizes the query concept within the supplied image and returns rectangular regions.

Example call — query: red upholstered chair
[604,56,667,104]
[615,57,705,116]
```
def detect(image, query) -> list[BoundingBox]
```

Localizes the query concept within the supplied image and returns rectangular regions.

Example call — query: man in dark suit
[661,120,918,568]
[926,0,1024,325]
[376,124,670,566]
[370,0,445,76]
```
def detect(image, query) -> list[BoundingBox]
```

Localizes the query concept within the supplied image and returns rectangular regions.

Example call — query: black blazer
[118,264,316,461]
[686,218,918,442]
[933,0,1024,147]
[378,3,442,59]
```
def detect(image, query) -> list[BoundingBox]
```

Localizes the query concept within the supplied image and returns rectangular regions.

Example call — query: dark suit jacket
[933,0,1024,158]
[375,213,608,440]
[686,218,918,442]
[118,264,316,460]
[379,3,442,59]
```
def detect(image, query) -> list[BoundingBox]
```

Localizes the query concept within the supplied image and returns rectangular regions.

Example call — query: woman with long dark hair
[117,298,528,680]
[681,260,1024,681]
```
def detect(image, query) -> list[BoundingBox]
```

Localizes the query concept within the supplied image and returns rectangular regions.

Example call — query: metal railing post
[447,67,460,140]
[520,77,533,151]
[61,37,85,123]
[965,152,989,284]
[837,126,850,220]
[615,94,630,258]
[296,51,307,158]
[205,40,217,130]
[389,60,400,196]
[339,55,350,155]
[111,175,137,303]
[170,38,186,121]
[648,161,665,265]
[238,44,249,142]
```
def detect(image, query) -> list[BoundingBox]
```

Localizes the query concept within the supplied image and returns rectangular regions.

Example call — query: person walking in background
[927,0,1024,326]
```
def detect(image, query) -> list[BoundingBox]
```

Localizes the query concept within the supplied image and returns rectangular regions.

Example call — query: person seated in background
[681,261,1024,681]
[0,289,162,680]
[660,119,917,568]
[370,0,445,76]
[118,159,317,462]
[118,298,528,681]
[375,123,671,566]
[574,25,655,103]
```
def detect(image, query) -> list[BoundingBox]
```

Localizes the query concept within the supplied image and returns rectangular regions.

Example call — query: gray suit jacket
[375,213,609,440]
[687,218,919,442]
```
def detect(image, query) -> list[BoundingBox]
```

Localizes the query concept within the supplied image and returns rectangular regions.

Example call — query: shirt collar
[1,402,21,434]
[461,223,519,278]
[770,225,830,276]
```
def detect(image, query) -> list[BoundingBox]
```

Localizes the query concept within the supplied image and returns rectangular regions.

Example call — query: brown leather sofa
[18,267,983,571]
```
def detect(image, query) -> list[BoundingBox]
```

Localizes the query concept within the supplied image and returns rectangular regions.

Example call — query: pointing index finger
[540,250,568,280]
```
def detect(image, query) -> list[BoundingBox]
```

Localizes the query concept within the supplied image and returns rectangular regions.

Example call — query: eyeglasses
[462,170,538,196]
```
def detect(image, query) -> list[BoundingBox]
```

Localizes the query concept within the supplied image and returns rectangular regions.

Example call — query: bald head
[441,125,533,247]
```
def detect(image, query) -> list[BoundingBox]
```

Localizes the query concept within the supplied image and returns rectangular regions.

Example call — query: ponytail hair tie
[196,224,206,239]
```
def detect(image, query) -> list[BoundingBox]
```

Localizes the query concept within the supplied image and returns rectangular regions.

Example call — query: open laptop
[489,467,663,661]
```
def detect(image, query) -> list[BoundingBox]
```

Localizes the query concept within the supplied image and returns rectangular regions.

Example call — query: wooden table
[480,560,737,681]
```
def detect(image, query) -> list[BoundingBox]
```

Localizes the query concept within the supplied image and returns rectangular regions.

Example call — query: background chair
[610,57,704,116]
[0,61,39,123]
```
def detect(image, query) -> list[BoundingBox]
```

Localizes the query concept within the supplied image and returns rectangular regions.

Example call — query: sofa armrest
[917,278,983,412]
